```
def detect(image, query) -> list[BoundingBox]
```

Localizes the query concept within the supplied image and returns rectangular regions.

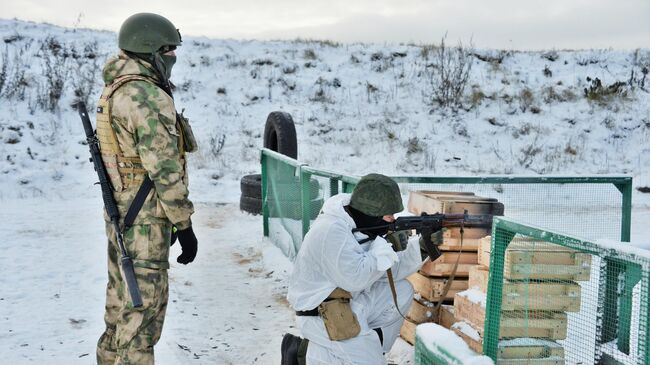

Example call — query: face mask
[160,54,176,79]
[346,205,390,238]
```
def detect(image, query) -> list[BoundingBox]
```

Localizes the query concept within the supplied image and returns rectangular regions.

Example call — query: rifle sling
[387,268,407,320]
[122,176,154,232]
[432,225,464,321]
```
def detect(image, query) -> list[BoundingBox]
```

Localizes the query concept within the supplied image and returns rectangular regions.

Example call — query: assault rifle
[77,102,143,308]
[353,212,493,261]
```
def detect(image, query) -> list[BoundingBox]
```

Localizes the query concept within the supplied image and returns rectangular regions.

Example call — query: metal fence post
[300,166,312,238]
[261,150,269,237]
[483,218,515,360]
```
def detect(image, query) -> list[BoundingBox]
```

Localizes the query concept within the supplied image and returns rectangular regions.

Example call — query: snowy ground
[1,195,649,364]
[0,194,417,364]
[0,198,296,364]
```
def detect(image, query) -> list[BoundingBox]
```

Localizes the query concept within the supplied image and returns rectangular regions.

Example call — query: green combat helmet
[118,13,181,54]
[118,13,182,83]
[350,173,404,217]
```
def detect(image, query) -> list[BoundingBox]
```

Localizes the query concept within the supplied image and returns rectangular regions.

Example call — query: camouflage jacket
[99,51,193,230]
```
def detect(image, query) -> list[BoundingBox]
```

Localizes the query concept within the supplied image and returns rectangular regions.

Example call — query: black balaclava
[345,205,389,239]
[125,50,174,97]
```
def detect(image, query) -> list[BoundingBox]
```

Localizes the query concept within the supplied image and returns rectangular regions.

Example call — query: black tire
[240,195,262,215]
[240,174,262,199]
[268,178,320,201]
[264,111,297,159]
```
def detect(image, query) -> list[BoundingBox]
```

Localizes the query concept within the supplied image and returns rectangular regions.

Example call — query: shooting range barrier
[259,148,641,364]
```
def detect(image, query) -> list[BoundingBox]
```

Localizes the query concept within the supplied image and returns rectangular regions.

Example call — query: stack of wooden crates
[448,236,591,364]
[399,191,592,364]
[399,191,504,343]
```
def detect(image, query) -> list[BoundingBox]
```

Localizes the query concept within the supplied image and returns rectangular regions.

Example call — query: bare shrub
[518,136,542,168]
[423,35,473,108]
[543,86,577,103]
[406,137,424,154]
[468,85,487,108]
[472,50,509,65]
[2,41,32,100]
[309,77,333,103]
[541,50,559,62]
[303,49,317,60]
[629,49,649,91]
[0,46,7,96]
[292,38,340,48]
[519,88,535,112]
[209,133,226,157]
[583,77,629,105]
[36,37,70,112]
[71,41,101,107]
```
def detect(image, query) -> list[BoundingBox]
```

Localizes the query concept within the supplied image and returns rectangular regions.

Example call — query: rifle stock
[77,102,143,308]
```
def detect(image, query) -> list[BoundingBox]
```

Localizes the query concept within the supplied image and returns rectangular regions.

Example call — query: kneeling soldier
[283,173,423,365]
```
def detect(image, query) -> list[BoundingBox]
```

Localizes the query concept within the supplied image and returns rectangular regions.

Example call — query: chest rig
[96,75,186,192]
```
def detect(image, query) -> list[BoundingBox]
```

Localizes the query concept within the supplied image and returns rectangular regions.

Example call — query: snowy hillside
[1,19,650,203]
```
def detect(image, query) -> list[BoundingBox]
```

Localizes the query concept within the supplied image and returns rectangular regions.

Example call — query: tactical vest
[96,75,186,192]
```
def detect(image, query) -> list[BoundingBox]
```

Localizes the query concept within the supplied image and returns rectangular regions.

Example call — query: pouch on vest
[176,111,198,153]
[318,288,361,341]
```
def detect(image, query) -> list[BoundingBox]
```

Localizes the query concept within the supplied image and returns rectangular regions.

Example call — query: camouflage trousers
[97,222,173,365]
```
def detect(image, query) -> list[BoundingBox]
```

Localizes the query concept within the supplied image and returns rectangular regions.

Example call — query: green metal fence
[260,148,632,259]
[483,217,649,365]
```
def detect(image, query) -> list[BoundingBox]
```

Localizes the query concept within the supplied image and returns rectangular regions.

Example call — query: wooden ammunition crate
[436,228,491,252]
[407,298,457,326]
[452,322,566,365]
[468,267,582,312]
[407,297,438,323]
[439,305,456,329]
[400,318,417,345]
[478,237,592,281]
[408,191,504,216]
[407,272,469,302]
[454,292,568,340]
[420,253,479,277]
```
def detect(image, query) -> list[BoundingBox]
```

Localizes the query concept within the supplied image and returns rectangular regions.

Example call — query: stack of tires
[239,112,323,219]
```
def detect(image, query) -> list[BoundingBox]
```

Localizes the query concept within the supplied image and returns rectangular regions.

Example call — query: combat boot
[281,333,302,365]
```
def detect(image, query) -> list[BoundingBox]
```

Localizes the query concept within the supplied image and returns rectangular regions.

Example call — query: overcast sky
[2,0,649,50]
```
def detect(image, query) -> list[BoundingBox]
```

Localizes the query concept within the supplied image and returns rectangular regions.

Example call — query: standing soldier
[95,13,198,365]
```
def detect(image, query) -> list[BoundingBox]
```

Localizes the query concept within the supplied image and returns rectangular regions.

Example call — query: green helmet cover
[118,13,182,53]
[350,173,404,216]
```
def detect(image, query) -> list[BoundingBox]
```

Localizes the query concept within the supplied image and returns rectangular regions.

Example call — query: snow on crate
[456,288,487,307]
[415,323,493,365]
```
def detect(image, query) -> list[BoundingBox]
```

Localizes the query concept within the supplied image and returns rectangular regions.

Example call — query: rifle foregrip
[100,179,120,220]
[120,256,143,308]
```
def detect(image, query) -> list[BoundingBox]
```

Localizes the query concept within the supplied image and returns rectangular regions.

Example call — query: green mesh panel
[484,218,650,365]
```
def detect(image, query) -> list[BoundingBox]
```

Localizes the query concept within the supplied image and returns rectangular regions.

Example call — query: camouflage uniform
[96,51,193,365]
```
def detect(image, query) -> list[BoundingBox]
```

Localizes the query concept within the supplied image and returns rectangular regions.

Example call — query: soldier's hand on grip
[177,226,197,264]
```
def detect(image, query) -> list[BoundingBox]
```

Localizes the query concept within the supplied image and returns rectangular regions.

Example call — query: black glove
[176,226,198,265]
[170,226,178,246]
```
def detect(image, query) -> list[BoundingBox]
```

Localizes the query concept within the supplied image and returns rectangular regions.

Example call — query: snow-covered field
[1,18,650,364]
